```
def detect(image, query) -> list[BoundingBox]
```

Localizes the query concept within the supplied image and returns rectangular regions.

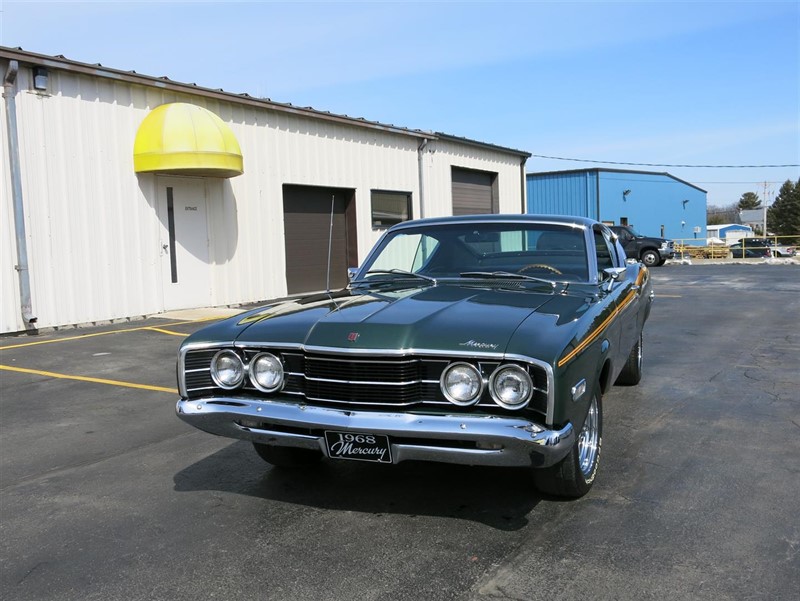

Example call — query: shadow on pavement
[173,440,544,531]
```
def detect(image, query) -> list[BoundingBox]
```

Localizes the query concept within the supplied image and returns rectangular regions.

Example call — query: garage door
[452,168,498,215]
[283,185,357,294]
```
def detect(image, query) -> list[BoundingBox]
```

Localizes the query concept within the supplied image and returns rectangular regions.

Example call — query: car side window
[594,228,617,271]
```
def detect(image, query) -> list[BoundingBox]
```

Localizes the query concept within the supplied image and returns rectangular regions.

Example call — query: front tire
[615,333,643,386]
[253,443,322,468]
[533,391,602,498]
[641,249,660,267]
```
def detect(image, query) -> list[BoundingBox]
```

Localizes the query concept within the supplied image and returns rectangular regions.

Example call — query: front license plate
[324,431,392,464]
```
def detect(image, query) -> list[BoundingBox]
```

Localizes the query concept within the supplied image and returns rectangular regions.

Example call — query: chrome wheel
[577,395,600,478]
[641,250,659,267]
[635,334,643,371]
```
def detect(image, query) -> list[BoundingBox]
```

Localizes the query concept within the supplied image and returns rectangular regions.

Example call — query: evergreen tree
[768,179,800,240]
[737,191,761,210]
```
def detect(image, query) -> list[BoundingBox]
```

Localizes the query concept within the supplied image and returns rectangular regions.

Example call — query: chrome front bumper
[176,396,574,468]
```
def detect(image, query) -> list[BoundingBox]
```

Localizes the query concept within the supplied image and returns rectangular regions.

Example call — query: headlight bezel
[209,349,246,390]
[249,351,285,393]
[440,361,484,406]
[489,364,533,410]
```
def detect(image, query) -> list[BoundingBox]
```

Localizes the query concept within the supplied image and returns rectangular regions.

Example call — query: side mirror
[601,267,626,291]
[603,267,627,281]
[347,267,359,281]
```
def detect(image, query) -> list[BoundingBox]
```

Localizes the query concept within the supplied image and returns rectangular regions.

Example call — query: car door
[594,226,638,370]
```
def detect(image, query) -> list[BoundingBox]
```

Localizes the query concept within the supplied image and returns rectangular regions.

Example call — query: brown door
[452,168,498,215]
[283,185,357,294]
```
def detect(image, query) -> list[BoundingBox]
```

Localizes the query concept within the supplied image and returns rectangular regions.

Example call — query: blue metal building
[526,168,707,242]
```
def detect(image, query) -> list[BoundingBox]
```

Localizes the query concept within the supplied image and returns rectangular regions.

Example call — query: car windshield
[356,222,590,283]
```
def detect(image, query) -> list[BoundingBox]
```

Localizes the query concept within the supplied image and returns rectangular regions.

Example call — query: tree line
[707,178,800,240]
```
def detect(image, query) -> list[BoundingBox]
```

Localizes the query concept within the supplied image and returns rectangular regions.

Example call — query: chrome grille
[182,348,548,415]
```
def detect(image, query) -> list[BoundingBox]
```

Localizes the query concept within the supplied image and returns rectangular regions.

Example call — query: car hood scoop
[235,285,555,354]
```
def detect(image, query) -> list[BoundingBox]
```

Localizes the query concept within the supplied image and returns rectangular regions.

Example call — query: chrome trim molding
[176,396,574,468]
[179,343,555,425]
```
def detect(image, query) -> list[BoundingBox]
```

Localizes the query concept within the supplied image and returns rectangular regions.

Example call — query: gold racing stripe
[557,268,647,368]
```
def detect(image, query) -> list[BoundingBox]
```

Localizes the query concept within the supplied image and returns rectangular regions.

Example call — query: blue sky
[1,0,798,208]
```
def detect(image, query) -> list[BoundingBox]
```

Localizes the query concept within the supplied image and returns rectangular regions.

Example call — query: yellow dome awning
[133,103,243,178]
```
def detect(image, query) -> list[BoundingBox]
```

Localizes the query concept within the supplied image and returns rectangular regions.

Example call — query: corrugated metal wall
[426,138,523,216]
[526,170,707,241]
[596,171,707,240]
[0,58,526,333]
[526,171,598,219]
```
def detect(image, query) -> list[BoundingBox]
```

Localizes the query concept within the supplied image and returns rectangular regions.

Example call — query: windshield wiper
[459,271,557,290]
[350,269,437,287]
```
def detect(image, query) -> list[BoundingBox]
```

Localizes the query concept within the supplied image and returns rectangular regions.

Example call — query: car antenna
[325,193,335,293]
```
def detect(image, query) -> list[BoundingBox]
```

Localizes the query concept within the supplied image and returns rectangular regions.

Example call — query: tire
[656,258,667,266]
[533,391,602,498]
[641,249,660,267]
[615,333,643,386]
[252,443,322,468]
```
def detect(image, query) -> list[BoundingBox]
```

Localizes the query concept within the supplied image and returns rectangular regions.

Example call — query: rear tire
[615,333,643,386]
[253,443,322,468]
[533,391,602,498]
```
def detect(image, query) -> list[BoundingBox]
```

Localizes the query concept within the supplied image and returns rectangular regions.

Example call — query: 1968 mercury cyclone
[176,215,653,497]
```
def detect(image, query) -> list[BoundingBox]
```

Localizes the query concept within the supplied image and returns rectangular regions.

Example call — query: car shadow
[173,440,544,531]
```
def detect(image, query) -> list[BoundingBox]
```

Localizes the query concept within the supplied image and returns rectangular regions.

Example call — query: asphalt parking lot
[1,264,798,601]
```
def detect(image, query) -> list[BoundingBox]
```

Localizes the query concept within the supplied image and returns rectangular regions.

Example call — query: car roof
[388,214,597,232]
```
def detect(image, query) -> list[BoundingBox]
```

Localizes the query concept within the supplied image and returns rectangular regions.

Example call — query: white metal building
[1,48,530,334]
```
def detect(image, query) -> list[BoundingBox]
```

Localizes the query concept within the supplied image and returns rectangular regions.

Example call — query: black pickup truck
[609,225,675,267]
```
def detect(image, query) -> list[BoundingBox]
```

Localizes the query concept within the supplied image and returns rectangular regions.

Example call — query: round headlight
[490,365,533,409]
[210,350,245,389]
[440,362,483,406]
[249,352,284,392]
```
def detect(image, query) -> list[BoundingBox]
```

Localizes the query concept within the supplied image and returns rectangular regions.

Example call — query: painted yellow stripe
[0,319,209,351]
[0,364,178,394]
[143,327,188,337]
[557,286,639,368]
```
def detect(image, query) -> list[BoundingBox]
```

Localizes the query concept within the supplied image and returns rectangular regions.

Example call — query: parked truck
[609,225,675,267]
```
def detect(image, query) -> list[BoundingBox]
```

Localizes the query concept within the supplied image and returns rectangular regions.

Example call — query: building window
[371,190,412,228]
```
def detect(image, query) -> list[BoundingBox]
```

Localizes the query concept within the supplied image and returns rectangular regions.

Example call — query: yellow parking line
[0,320,201,351]
[0,365,177,394]
[143,327,188,337]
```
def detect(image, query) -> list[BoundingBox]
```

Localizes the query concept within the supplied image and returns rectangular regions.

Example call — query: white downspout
[417,138,429,218]
[3,60,37,330]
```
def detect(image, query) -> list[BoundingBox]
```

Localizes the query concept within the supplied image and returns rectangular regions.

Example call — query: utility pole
[762,181,769,239]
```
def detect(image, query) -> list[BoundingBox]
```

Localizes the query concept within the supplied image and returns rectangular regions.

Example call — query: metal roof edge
[2,46,532,159]
[0,46,437,141]
[434,132,531,159]
[526,167,707,193]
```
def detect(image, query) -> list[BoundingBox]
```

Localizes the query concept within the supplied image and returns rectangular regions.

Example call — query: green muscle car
[176,215,653,498]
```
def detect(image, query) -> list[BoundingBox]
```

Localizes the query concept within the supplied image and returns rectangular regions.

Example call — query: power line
[693,181,787,184]
[530,154,799,168]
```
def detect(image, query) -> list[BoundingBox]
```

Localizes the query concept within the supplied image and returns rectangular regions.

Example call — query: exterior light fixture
[33,67,48,91]
[622,189,631,201]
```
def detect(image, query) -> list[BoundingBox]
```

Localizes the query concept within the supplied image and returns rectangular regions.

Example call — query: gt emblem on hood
[347,332,360,342]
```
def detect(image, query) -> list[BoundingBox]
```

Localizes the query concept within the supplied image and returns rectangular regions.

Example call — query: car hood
[225,284,574,354]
